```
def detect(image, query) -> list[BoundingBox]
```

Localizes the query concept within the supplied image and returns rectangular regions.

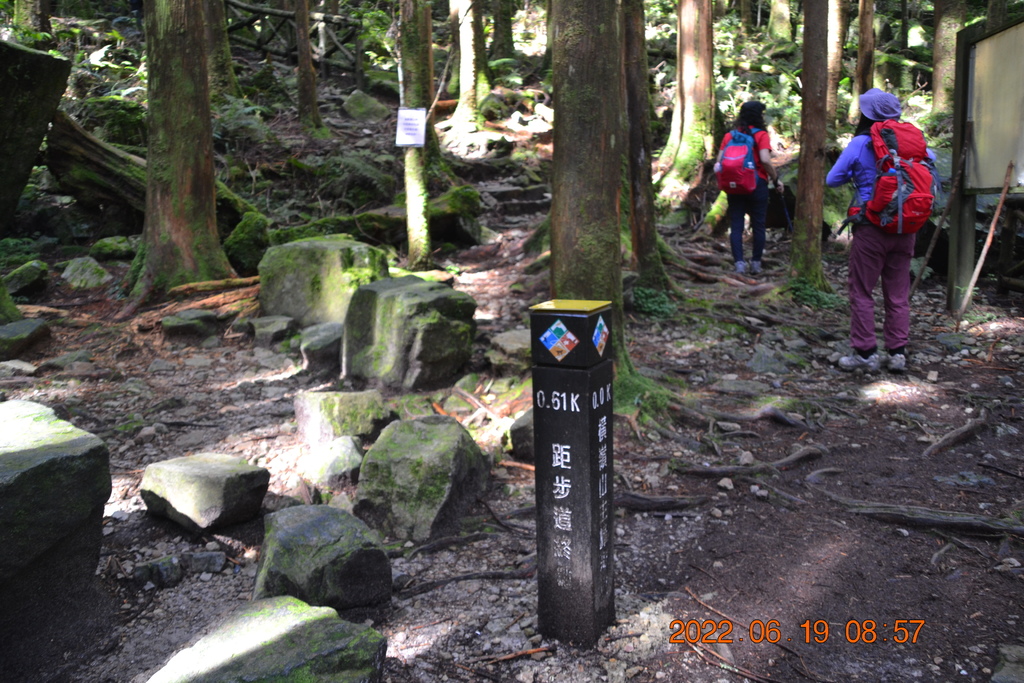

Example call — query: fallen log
[613,492,708,511]
[45,110,260,237]
[167,276,260,298]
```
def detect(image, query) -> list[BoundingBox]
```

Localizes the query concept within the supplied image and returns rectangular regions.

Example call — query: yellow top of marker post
[530,300,611,314]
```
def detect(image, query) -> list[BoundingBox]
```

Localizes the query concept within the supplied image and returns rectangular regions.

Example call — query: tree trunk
[826,0,847,126]
[0,280,21,323]
[131,0,235,300]
[987,0,1007,28]
[0,42,70,237]
[204,0,242,101]
[739,0,753,34]
[550,0,633,374]
[933,0,965,113]
[660,0,715,191]
[13,0,52,48]
[767,0,791,42]
[623,0,668,290]
[850,0,875,123]
[451,0,491,130]
[400,0,433,271]
[490,0,516,60]
[790,0,830,292]
[294,0,324,131]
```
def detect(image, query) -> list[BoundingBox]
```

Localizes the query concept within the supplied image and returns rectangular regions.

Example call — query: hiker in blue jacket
[714,100,784,275]
[827,88,933,374]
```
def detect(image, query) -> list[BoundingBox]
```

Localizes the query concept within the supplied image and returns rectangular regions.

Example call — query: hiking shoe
[888,353,907,373]
[735,261,747,274]
[750,260,762,275]
[838,352,881,372]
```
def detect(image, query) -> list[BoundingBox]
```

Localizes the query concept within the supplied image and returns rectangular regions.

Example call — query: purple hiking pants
[847,222,916,353]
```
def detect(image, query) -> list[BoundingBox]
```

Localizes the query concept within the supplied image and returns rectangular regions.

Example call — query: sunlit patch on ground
[858,378,940,405]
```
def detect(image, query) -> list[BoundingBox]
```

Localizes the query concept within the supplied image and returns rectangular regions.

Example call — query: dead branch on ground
[672,444,826,478]
[921,413,989,458]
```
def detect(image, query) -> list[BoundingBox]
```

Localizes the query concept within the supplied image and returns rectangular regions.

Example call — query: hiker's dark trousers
[848,221,916,354]
[727,177,769,265]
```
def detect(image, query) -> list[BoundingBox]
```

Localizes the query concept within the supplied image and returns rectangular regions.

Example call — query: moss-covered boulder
[0,318,49,360]
[2,259,49,296]
[258,236,389,327]
[146,596,387,683]
[342,89,390,123]
[161,309,221,338]
[61,256,114,289]
[224,211,271,277]
[140,453,270,532]
[88,235,139,261]
[299,436,363,488]
[0,284,20,324]
[294,390,396,447]
[343,276,476,390]
[254,506,391,611]
[354,415,489,542]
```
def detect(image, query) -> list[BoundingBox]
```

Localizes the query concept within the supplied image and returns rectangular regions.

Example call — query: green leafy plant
[787,277,846,310]
[0,238,42,270]
[633,286,677,318]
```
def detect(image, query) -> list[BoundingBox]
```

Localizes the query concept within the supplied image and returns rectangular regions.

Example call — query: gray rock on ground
[354,415,489,542]
[3,259,49,296]
[294,390,396,447]
[486,328,532,375]
[299,436,363,488]
[507,408,534,462]
[140,453,270,532]
[248,315,297,348]
[89,235,138,261]
[258,236,389,327]
[61,256,114,289]
[161,309,221,338]
[343,276,477,390]
[299,322,344,375]
[146,595,387,683]
[0,318,50,361]
[255,505,392,611]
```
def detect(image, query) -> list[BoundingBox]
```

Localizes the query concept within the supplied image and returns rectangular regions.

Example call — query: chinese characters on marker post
[552,443,572,587]
[598,415,609,571]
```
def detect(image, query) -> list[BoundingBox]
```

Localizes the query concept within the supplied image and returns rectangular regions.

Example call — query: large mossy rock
[354,415,489,542]
[343,276,476,390]
[0,285,24,325]
[224,211,270,277]
[254,505,391,611]
[258,236,389,327]
[140,453,270,532]
[0,42,71,235]
[294,390,396,446]
[146,596,387,683]
[0,318,50,361]
[3,259,49,296]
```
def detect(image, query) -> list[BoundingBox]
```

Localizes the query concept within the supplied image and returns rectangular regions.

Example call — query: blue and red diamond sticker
[539,316,609,362]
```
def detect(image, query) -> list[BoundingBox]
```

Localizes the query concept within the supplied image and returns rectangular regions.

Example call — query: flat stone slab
[0,318,50,361]
[140,453,270,531]
[146,595,387,683]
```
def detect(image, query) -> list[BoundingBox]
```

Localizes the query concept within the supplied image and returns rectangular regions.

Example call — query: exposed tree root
[613,491,708,511]
[396,565,536,599]
[671,444,827,478]
[922,413,990,457]
[815,488,1024,537]
[669,401,810,430]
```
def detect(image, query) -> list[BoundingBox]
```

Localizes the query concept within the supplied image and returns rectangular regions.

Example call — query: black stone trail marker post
[529,299,614,646]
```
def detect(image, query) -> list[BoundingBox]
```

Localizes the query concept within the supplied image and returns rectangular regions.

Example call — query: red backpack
[862,120,937,234]
[717,128,760,195]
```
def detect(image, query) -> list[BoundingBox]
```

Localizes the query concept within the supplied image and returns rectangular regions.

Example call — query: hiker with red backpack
[714,100,784,275]
[827,88,938,373]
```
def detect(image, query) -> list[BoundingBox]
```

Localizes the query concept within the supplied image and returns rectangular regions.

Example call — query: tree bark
[13,0,52,48]
[623,0,668,290]
[490,0,516,60]
[767,0,791,42]
[451,0,491,130]
[932,0,965,113]
[550,0,633,374]
[987,0,1007,28]
[293,0,324,130]
[850,0,875,123]
[400,0,433,271]
[204,0,242,101]
[826,0,848,126]
[790,0,830,292]
[131,0,235,300]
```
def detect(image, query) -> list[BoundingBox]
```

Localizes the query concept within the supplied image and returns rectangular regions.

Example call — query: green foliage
[787,277,846,310]
[613,372,673,419]
[212,96,275,151]
[0,238,42,271]
[633,287,677,318]
[288,150,397,213]
[489,57,522,88]
[910,257,933,281]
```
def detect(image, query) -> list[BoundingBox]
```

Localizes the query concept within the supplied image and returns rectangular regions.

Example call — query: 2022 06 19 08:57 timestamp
[669,619,926,644]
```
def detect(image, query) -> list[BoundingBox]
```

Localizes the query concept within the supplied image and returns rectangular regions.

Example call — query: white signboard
[395,108,427,147]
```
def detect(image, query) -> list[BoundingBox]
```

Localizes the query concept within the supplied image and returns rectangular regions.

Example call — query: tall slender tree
[294,0,324,131]
[623,0,668,290]
[790,0,830,291]
[849,0,875,123]
[127,0,235,306]
[987,0,1007,28]
[933,0,965,112]
[399,0,433,271]
[550,0,633,374]
[658,0,715,192]
[490,0,516,60]
[826,0,848,126]
[767,0,792,42]
[204,0,242,101]
[450,0,492,131]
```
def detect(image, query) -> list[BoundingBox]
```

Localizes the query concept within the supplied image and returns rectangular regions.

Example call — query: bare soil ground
[4,203,1024,682]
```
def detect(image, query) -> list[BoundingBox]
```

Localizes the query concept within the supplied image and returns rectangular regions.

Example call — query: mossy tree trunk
[0,282,22,323]
[933,0,965,113]
[400,0,433,271]
[294,0,324,131]
[767,0,791,42]
[204,0,242,102]
[623,0,668,290]
[550,0,633,375]
[13,0,52,47]
[826,0,848,126]
[789,0,830,292]
[490,0,516,60]
[849,0,875,124]
[659,0,714,192]
[130,0,235,302]
[450,0,491,131]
